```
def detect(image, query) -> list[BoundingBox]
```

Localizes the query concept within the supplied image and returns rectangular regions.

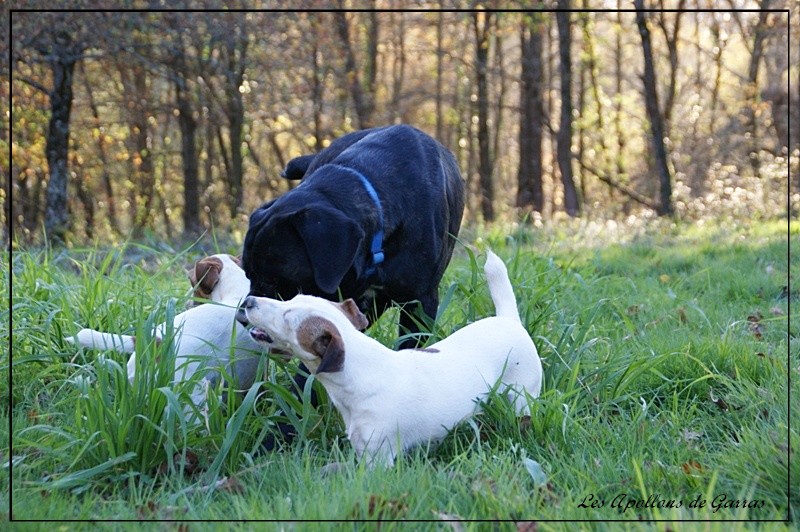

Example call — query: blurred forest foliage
[5,2,798,246]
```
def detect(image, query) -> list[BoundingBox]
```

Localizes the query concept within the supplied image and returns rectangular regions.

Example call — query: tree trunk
[72,156,94,240]
[333,7,374,129]
[224,32,247,219]
[744,1,772,178]
[656,3,686,134]
[390,9,406,123]
[177,78,200,236]
[227,84,244,218]
[473,10,494,222]
[556,2,580,217]
[202,89,216,226]
[311,32,324,152]
[614,4,626,196]
[435,10,444,140]
[581,6,612,200]
[491,17,507,192]
[0,77,5,240]
[709,16,724,137]
[79,61,120,235]
[577,17,587,207]
[365,7,379,110]
[166,15,201,236]
[517,14,545,216]
[43,50,76,243]
[796,13,800,158]
[635,0,674,216]
[545,14,557,217]
[118,61,154,236]
[133,68,154,235]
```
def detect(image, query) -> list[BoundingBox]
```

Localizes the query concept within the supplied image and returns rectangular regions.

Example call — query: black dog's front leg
[261,363,318,451]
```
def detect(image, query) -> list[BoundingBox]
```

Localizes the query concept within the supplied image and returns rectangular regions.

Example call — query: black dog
[242,124,465,342]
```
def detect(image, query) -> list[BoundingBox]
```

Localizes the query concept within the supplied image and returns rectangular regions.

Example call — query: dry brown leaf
[747,313,764,339]
[157,450,200,476]
[354,493,409,520]
[136,501,158,519]
[681,459,704,475]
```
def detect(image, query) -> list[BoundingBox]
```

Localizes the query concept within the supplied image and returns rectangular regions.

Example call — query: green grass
[3,219,796,526]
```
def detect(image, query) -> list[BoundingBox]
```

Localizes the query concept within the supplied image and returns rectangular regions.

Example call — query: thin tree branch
[15,76,49,94]
[577,159,659,211]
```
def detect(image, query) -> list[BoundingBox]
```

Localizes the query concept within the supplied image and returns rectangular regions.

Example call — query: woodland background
[5,2,798,246]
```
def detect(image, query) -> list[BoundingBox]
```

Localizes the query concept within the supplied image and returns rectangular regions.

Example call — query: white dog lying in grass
[65,253,264,413]
[237,250,542,467]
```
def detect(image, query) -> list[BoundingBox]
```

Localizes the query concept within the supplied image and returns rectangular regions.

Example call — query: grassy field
[3,219,797,528]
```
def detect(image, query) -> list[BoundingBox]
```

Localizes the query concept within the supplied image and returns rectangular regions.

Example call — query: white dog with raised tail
[238,250,542,467]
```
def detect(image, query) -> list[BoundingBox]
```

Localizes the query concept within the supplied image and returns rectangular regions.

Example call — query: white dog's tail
[484,250,521,323]
[65,329,139,353]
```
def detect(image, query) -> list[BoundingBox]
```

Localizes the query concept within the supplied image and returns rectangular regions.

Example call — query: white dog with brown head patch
[237,251,542,467]
[66,254,263,414]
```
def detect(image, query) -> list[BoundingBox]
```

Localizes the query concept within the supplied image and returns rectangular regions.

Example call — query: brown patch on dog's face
[297,316,345,373]
[331,299,369,331]
[188,256,223,299]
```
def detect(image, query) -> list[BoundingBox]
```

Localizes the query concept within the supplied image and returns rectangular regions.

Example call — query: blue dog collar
[330,164,384,277]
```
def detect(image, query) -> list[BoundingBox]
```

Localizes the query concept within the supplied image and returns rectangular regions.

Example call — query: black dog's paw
[281,154,316,180]
[259,422,299,453]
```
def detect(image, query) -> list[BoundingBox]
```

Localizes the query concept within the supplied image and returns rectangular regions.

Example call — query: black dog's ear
[281,154,316,180]
[291,208,364,295]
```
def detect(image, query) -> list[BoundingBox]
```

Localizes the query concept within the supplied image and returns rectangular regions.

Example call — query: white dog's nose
[236,296,257,327]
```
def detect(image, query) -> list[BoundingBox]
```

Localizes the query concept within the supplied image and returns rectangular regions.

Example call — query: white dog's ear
[298,317,345,373]
[334,299,369,331]
[188,256,223,299]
